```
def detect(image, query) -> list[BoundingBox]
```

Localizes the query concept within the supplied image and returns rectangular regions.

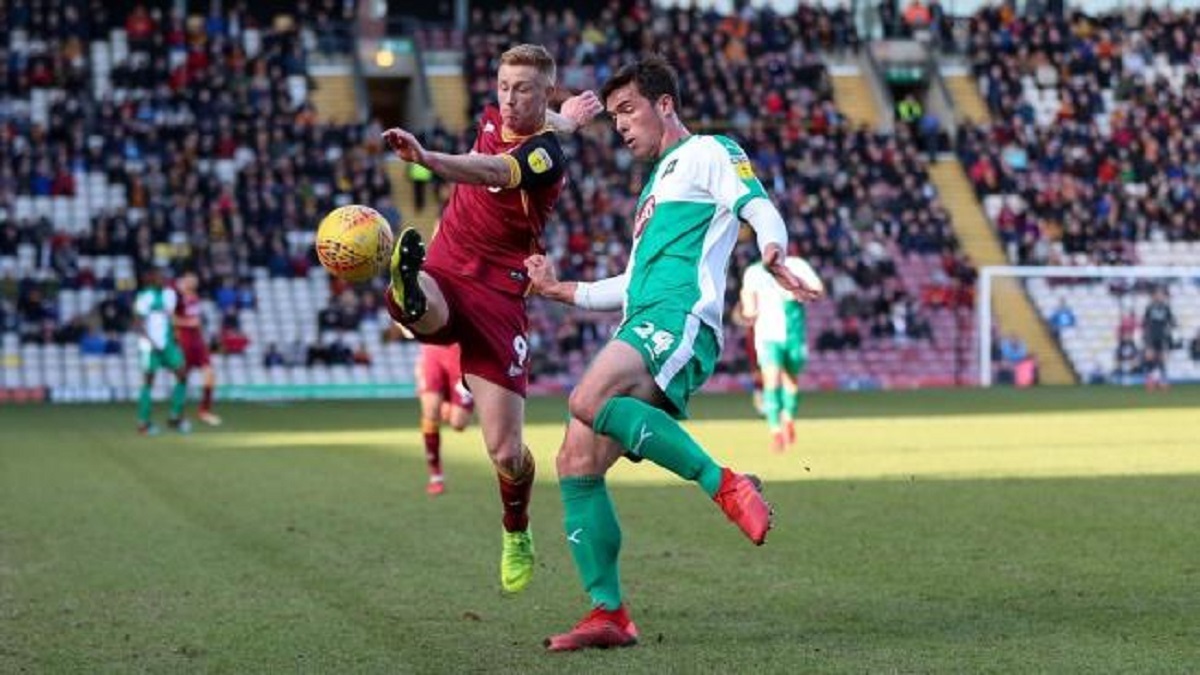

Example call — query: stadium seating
[959,7,1199,382]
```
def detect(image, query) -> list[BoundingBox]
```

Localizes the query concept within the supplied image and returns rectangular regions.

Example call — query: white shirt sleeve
[573,273,628,311]
[740,197,789,255]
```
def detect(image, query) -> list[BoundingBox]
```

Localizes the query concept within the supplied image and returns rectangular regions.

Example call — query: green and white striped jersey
[134,286,178,351]
[623,134,768,347]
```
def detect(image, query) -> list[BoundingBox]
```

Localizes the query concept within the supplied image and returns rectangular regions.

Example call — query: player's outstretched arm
[525,254,627,311]
[546,90,603,135]
[382,127,514,187]
[742,199,823,303]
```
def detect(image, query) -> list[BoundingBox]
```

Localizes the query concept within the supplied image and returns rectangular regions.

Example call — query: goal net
[977,265,1200,387]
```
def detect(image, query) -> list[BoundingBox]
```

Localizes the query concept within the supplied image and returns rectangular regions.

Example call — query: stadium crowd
[2,1,387,358]
[10,2,1195,389]
[959,7,1199,265]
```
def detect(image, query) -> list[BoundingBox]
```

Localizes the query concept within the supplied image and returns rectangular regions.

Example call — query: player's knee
[567,387,601,428]
[555,438,594,477]
[487,437,524,470]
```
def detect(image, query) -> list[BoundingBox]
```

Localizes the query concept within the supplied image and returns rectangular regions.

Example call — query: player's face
[605,83,667,161]
[178,274,197,294]
[497,64,549,135]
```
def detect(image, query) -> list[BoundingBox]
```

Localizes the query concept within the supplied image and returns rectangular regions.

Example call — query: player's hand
[382,127,429,165]
[523,254,560,296]
[763,244,823,303]
[560,90,603,130]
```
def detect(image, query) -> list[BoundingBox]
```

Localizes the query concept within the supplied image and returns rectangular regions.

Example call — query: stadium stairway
[427,73,470,132]
[929,161,1075,385]
[385,159,439,237]
[310,72,360,124]
[831,70,881,129]
[942,71,991,125]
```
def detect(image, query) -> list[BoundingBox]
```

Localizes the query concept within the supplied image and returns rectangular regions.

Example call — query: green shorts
[615,308,719,420]
[756,339,807,375]
[140,343,185,373]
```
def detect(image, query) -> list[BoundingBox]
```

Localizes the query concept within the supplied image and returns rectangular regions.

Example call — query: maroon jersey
[424,105,567,296]
[174,291,204,340]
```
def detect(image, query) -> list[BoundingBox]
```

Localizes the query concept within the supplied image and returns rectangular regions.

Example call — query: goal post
[977,265,1200,387]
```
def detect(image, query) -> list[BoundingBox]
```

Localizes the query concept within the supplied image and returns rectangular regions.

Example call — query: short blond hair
[499,43,556,85]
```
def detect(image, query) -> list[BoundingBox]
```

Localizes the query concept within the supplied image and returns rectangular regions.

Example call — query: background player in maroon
[174,271,221,426]
[417,342,474,496]
[380,43,602,593]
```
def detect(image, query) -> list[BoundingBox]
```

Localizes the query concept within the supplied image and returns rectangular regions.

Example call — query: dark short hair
[600,55,681,110]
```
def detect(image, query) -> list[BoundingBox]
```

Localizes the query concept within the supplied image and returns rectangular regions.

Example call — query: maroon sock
[497,452,535,532]
[201,385,213,411]
[422,425,442,476]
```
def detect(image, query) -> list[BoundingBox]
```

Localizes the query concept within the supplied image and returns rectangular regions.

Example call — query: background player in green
[525,56,823,651]
[133,268,190,435]
[741,255,811,452]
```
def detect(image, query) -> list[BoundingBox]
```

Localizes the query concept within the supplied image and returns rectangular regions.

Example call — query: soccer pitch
[2,387,1198,673]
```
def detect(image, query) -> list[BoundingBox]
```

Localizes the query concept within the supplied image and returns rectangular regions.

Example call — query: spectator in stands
[219,319,249,355]
[1115,335,1140,378]
[352,343,372,365]
[1049,298,1076,336]
[1189,328,1200,363]
[263,343,285,368]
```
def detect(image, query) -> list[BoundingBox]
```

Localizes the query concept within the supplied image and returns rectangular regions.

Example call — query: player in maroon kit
[417,342,474,496]
[381,43,601,593]
[174,271,220,426]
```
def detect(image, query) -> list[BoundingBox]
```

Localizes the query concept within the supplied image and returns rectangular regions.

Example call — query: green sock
[138,385,152,424]
[594,396,724,498]
[762,385,781,430]
[560,476,623,610]
[781,387,800,418]
[169,381,187,419]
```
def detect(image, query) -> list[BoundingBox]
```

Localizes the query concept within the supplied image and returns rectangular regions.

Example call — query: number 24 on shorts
[632,321,675,360]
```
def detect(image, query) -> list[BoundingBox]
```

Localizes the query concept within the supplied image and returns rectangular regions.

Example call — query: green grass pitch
[2,387,1199,673]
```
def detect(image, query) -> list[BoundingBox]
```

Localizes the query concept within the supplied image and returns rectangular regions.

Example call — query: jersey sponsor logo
[735,159,755,180]
[633,195,656,238]
[527,147,553,174]
[484,121,496,134]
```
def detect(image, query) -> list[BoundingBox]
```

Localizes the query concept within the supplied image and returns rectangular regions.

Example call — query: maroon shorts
[417,343,473,409]
[178,331,210,369]
[387,265,530,397]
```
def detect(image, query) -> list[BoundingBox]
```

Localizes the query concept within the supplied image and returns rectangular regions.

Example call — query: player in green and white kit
[742,257,809,452]
[133,268,190,434]
[526,57,823,651]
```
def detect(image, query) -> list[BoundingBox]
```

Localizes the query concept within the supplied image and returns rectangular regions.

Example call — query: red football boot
[713,469,773,545]
[544,605,639,652]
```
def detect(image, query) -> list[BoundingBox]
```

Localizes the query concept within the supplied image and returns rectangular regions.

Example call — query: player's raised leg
[545,418,638,651]
[466,374,537,593]
[572,338,773,545]
[386,228,449,334]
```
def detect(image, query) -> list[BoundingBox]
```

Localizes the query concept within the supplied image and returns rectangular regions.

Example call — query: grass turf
[2,386,1199,673]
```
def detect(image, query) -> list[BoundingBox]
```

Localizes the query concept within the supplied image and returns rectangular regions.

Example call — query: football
[314,205,395,282]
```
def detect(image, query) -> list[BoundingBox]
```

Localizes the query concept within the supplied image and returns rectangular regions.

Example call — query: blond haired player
[381,44,602,593]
